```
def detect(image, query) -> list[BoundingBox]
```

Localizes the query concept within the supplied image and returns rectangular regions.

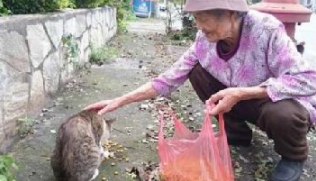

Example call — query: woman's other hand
[206,87,268,115]
[206,88,243,115]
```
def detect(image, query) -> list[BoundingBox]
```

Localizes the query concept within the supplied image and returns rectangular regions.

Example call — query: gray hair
[205,9,247,20]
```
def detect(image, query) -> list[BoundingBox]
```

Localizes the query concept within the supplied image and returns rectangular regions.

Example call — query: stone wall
[0,7,117,152]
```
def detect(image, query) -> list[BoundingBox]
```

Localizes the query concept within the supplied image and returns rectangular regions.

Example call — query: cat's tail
[51,127,66,181]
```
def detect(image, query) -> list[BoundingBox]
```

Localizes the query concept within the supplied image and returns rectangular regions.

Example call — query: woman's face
[193,11,234,43]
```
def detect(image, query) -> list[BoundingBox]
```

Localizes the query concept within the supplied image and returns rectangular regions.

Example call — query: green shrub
[0,7,10,16]
[17,117,34,138]
[0,0,10,16]
[101,0,133,33]
[61,34,80,67]
[0,155,18,181]
[89,46,118,65]
[74,0,104,8]
[3,0,59,14]
[3,0,76,14]
[58,0,76,9]
[117,6,133,32]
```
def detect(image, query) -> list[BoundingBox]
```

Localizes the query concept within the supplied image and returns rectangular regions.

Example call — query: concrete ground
[296,13,316,69]
[9,18,316,181]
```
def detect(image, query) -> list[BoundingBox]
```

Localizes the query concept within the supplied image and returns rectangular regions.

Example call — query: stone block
[3,82,29,122]
[0,120,18,153]
[61,63,74,84]
[91,11,100,29]
[43,52,60,94]
[0,30,30,72]
[65,15,86,38]
[104,8,110,28]
[64,17,77,37]
[81,30,90,51]
[1,61,29,123]
[0,130,6,154]
[29,70,46,112]
[27,24,52,69]
[98,24,105,44]
[76,15,87,37]
[87,12,92,27]
[84,48,91,63]
[90,27,100,47]
[0,61,9,96]
[80,31,90,64]
[45,19,64,49]
[0,104,3,126]
[109,8,114,28]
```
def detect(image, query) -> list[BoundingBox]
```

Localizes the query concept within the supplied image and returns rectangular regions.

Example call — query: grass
[89,46,118,66]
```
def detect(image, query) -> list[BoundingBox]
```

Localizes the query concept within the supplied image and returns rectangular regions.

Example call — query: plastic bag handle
[158,111,164,143]
[159,105,226,141]
[218,114,225,136]
[205,104,225,136]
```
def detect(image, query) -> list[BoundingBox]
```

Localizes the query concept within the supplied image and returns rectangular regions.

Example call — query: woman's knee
[259,99,310,132]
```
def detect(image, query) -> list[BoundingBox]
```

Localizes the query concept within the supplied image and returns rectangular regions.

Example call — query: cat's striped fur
[51,110,113,181]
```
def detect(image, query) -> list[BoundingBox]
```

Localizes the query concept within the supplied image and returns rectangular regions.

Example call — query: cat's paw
[90,169,99,181]
[101,149,110,159]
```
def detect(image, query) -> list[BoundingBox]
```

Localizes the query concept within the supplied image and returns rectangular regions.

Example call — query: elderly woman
[85,0,316,180]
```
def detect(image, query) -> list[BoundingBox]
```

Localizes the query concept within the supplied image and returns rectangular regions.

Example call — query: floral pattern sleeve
[151,33,201,96]
[261,25,316,102]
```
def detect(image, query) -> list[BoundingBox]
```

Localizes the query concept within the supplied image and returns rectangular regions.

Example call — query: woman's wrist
[239,86,268,100]
[114,96,129,108]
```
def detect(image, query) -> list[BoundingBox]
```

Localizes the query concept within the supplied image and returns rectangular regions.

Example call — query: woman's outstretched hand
[84,82,159,115]
[84,98,122,115]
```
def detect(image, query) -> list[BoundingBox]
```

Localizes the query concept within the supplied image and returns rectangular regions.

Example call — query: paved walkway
[296,13,316,69]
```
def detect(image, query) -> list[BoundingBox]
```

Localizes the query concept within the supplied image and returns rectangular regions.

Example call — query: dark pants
[188,64,310,161]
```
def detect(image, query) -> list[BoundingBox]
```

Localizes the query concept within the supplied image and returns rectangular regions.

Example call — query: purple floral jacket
[152,10,316,124]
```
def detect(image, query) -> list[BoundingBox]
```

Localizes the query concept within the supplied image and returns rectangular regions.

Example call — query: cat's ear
[105,119,116,125]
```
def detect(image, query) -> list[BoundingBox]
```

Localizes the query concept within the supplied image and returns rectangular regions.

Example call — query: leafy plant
[0,0,10,16]
[58,0,76,9]
[61,34,80,67]
[89,46,118,65]
[0,155,18,181]
[74,0,104,8]
[101,0,133,33]
[17,117,34,138]
[3,0,76,14]
[2,0,132,35]
[3,0,61,14]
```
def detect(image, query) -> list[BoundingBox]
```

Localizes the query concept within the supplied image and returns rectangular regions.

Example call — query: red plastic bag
[158,107,234,181]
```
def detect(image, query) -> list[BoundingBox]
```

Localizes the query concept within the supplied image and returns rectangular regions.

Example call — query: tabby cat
[51,110,114,181]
